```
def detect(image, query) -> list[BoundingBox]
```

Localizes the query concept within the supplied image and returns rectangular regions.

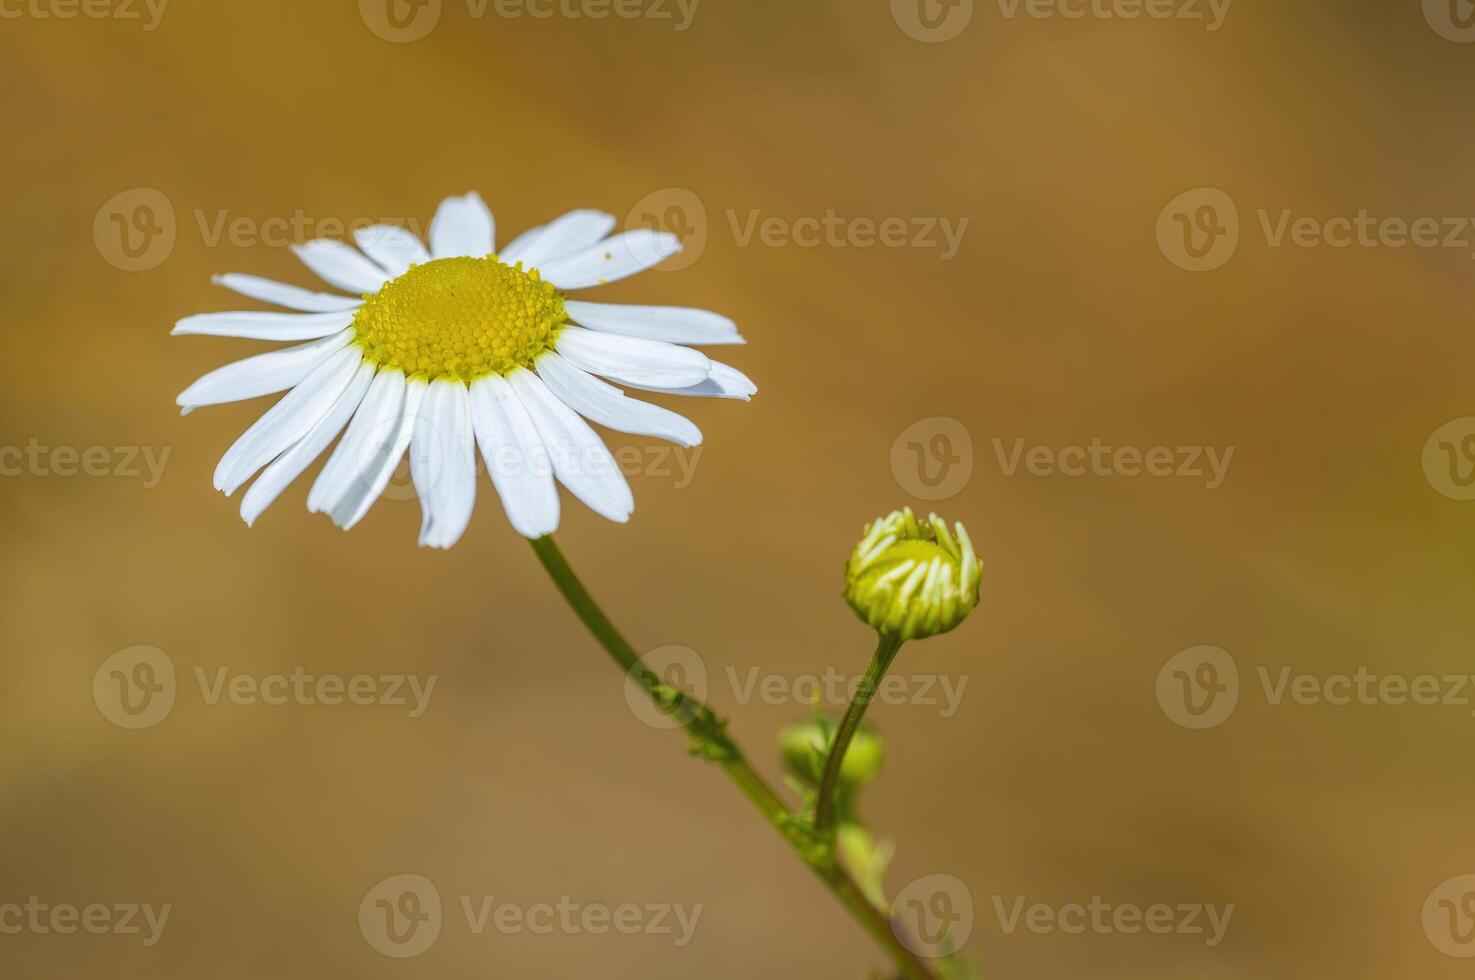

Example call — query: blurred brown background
[4,0,1475,977]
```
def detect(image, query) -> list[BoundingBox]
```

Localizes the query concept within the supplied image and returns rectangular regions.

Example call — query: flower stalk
[527,535,941,980]
[813,632,905,834]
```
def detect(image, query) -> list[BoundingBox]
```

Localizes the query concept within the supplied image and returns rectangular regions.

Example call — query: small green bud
[779,720,885,791]
[844,508,980,641]
[836,823,893,907]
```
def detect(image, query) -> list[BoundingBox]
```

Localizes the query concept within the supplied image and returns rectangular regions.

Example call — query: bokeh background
[4,1,1475,977]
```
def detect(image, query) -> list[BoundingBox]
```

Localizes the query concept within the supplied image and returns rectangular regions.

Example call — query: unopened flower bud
[843,508,980,641]
[779,720,884,791]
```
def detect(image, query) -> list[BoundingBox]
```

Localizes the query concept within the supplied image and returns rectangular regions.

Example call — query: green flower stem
[528,535,940,980]
[813,633,905,834]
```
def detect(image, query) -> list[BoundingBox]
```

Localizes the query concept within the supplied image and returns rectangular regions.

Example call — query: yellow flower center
[351,256,567,382]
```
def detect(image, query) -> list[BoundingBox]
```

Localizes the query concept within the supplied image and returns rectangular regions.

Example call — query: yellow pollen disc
[351,256,567,383]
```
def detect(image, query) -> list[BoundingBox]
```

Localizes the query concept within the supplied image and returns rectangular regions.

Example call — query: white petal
[469,375,560,538]
[554,327,710,389]
[411,380,477,549]
[564,301,743,346]
[622,361,758,401]
[507,369,633,524]
[291,240,390,295]
[212,274,362,313]
[497,224,545,262]
[535,352,701,448]
[330,377,424,531]
[213,346,364,495]
[240,361,375,527]
[538,230,681,290]
[429,192,495,259]
[501,210,616,268]
[307,369,403,515]
[177,329,353,410]
[173,309,354,341]
[353,224,431,277]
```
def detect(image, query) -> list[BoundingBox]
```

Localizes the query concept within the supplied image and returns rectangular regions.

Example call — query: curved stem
[814,633,904,834]
[528,535,940,980]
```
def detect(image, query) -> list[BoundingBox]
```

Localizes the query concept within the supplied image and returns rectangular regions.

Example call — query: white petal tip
[512,516,561,539]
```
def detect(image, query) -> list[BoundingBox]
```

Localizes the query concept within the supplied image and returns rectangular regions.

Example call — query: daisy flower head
[174,193,755,548]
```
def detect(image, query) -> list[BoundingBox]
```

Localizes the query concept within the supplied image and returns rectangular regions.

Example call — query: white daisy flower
[175,192,754,548]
